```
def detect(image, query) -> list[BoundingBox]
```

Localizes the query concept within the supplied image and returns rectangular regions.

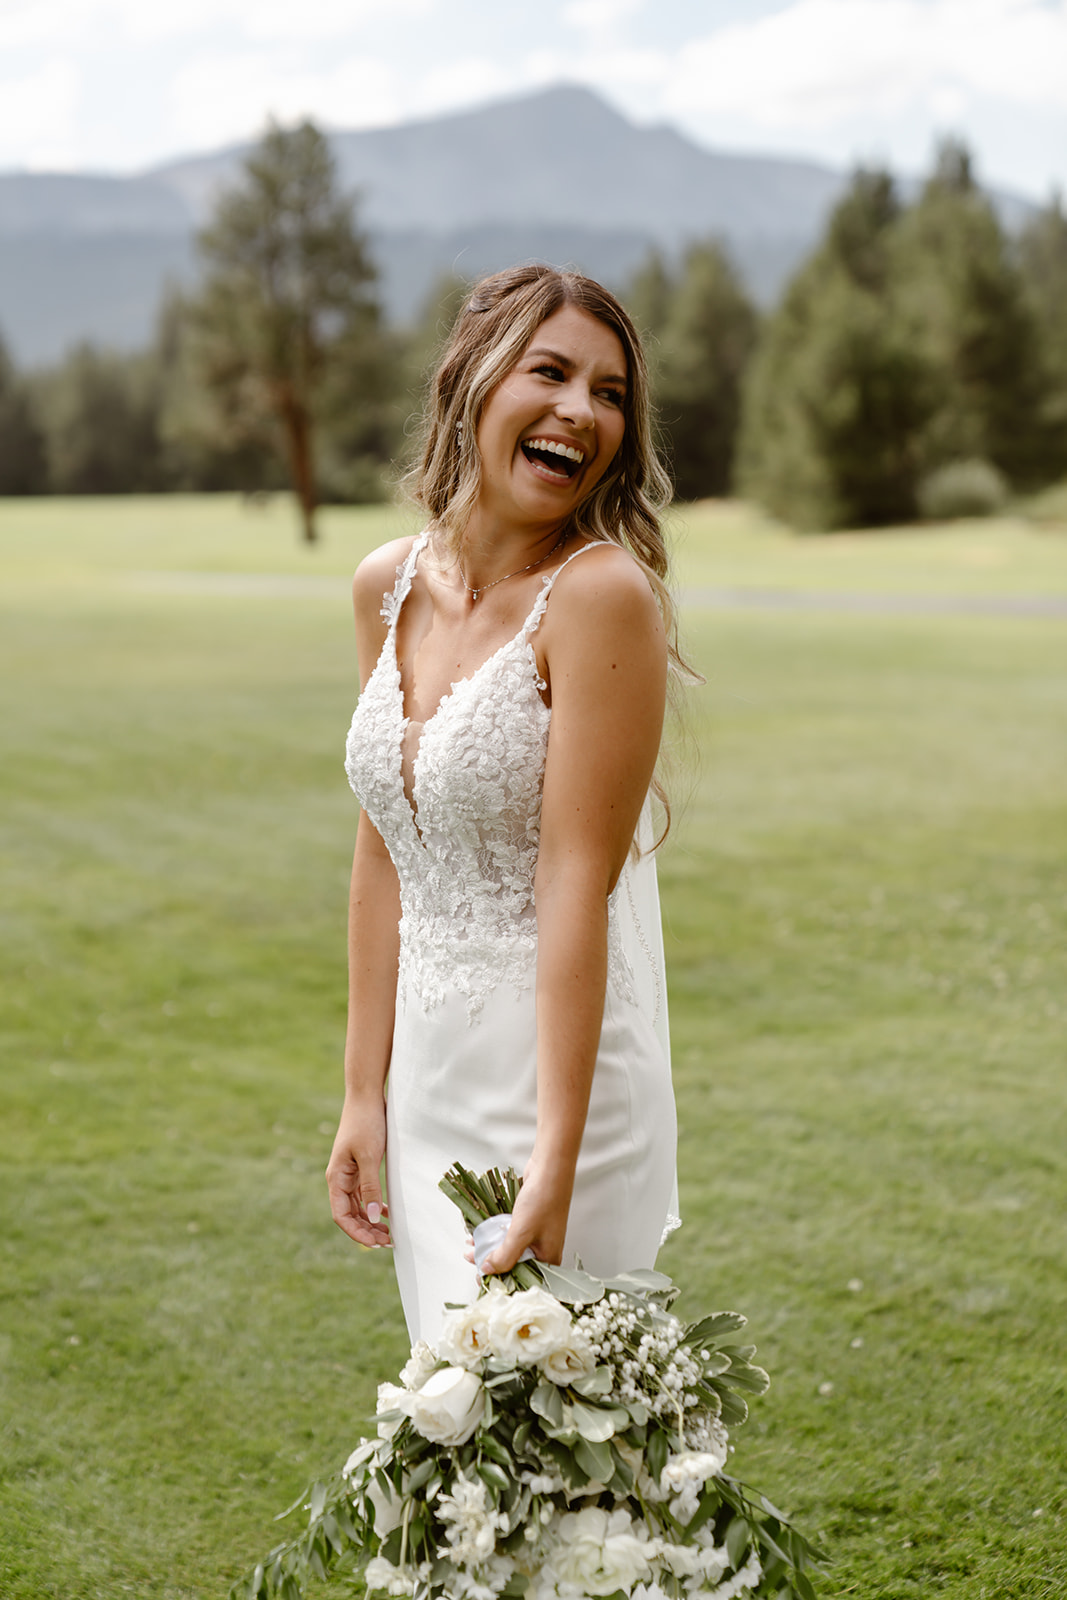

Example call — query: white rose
[376,1381,411,1440]
[548,1506,654,1595]
[399,1339,438,1389]
[364,1555,415,1597]
[406,1365,485,1445]
[366,1476,404,1536]
[486,1287,573,1364]
[538,1332,596,1386]
[657,1540,704,1577]
[437,1301,492,1369]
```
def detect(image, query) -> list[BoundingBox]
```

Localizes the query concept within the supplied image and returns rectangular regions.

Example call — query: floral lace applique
[345,535,631,1021]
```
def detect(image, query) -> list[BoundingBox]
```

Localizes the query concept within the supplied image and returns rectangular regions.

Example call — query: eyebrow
[524,346,628,388]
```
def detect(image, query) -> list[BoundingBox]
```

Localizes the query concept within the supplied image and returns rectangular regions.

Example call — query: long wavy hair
[407,263,689,679]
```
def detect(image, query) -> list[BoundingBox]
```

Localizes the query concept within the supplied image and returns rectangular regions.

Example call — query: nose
[555,378,596,433]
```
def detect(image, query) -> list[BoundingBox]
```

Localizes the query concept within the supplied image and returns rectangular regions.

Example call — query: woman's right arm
[325,542,411,1248]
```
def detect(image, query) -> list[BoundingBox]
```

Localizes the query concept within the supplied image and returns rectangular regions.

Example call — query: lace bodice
[345,532,627,1019]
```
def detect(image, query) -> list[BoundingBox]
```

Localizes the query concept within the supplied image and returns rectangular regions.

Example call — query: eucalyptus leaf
[573,1433,614,1482]
[535,1262,606,1303]
[603,1267,675,1294]
[477,1461,510,1494]
[570,1365,613,1398]
[406,1457,436,1492]
[531,1380,565,1428]
[726,1514,751,1570]
[646,1426,669,1483]
[566,1400,627,1443]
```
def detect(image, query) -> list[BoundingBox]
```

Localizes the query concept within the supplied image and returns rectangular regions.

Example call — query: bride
[328,264,685,1344]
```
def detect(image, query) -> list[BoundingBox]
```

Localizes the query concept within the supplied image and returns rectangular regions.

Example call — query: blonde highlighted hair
[406,264,699,841]
[406,263,689,685]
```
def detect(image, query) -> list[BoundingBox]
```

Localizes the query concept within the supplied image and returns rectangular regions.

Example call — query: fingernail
[367,1202,381,1225]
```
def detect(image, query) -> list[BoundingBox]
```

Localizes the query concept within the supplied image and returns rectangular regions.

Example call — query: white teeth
[526,437,585,464]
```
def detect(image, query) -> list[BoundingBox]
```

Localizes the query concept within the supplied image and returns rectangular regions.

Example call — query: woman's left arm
[481,547,667,1272]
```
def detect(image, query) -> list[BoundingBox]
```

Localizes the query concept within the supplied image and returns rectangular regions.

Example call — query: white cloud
[0,0,435,44]
[418,57,515,117]
[0,57,80,168]
[662,0,1067,128]
[169,53,404,150]
[562,0,644,29]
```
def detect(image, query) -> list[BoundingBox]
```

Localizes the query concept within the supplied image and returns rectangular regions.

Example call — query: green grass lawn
[1,495,1065,1598]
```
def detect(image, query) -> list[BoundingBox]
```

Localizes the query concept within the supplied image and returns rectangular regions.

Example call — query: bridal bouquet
[230,1167,824,1600]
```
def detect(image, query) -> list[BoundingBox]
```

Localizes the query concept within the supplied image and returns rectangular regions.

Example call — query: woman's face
[474,305,628,536]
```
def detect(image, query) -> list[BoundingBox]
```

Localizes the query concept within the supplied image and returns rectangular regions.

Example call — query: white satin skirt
[385,908,678,1345]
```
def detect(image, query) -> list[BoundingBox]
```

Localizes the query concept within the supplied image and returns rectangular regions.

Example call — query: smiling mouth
[521,438,586,480]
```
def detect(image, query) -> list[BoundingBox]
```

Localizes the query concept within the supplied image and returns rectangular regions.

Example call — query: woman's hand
[326,1096,392,1248]
[480,1149,573,1275]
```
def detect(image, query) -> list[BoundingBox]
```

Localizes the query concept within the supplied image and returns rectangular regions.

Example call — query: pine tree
[32,343,165,494]
[0,334,48,494]
[653,242,757,500]
[891,138,1049,487]
[187,119,380,542]
[739,168,933,529]
[1017,192,1067,480]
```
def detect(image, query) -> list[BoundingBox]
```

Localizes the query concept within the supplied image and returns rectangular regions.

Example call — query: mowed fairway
[1,495,1065,1599]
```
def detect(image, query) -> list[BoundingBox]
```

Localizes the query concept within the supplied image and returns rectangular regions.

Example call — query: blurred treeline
[1,137,1065,531]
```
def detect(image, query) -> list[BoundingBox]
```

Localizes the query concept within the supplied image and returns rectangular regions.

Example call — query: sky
[1,0,1065,201]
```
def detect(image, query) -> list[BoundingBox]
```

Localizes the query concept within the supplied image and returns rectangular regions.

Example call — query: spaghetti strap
[380,530,431,630]
[520,540,607,637]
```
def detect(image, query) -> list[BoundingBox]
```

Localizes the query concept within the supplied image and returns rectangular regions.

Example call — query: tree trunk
[278,386,318,544]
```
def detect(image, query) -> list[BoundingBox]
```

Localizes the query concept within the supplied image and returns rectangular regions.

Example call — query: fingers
[326,1146,391,1249]
[481,1216,544,1277]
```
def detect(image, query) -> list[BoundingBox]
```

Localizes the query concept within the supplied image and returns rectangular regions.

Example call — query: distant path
[682,586,1067,618]
[130,571,1067,618]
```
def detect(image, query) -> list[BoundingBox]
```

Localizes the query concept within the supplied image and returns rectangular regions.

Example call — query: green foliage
[0,332,47,493]
[31,341,168,494]
[739,167,937,530]
[1018,192,1067,476]
[187,118,388,540]
[917,457,1008,520]
[625,250,674,352]
[403,273,471,403]
[740,145,1060,529]
[891,145,1051,490]
[653,243,759,500]
[230,1172,820,1600]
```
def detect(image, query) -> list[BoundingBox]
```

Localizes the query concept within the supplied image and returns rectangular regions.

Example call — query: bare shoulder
[352,534,418,609]
[546,541,665,641]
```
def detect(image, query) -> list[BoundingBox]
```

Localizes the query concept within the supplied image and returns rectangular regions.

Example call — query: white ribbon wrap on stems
[471,1213,535,1274]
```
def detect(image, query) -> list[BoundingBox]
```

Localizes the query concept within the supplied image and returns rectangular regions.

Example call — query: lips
[520,437,587,481]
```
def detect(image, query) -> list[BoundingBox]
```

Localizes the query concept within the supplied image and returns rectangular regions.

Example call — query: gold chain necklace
[459,529,570,603]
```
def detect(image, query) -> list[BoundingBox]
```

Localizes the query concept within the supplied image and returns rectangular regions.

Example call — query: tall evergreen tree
[33,343,165,494]
[187,119,381,542]
[739,168,934,528]
[1018,192,1067,479]
[653,242,757,500]
[0,334,48,494]
[891,138,1049,487]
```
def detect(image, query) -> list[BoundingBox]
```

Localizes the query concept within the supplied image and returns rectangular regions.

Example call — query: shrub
[917,457,1008,520]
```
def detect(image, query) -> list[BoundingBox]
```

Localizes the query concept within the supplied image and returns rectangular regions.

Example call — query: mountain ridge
[0,85,1034,366]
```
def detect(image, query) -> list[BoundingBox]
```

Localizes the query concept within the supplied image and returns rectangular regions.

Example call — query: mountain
[0,85,1032,367]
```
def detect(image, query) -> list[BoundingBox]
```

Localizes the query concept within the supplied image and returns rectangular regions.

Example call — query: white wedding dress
[344,532,678,1345]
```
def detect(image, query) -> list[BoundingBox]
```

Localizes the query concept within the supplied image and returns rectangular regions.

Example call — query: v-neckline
[390,541,549,845]
[384,532,600,845]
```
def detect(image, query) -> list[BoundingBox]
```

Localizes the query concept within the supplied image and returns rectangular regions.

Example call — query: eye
[598,387,625,408]
[534,363,566,382]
